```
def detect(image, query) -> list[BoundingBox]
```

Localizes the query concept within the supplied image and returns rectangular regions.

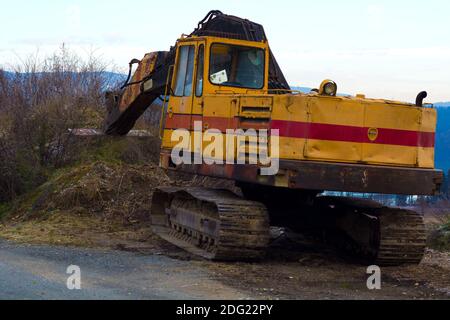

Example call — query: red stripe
[271,120,435,148]
[166,114,269,131]
[165,114,202,129]
[374,128,435,147]
[165,114,435,148]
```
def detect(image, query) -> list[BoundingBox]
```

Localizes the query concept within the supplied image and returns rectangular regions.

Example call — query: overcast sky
[1,0,449,102]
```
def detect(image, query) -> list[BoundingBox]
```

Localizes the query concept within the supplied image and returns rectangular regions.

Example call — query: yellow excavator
[104,11,443,265]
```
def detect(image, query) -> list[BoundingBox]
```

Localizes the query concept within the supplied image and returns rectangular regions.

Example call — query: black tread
[151,187,270,261]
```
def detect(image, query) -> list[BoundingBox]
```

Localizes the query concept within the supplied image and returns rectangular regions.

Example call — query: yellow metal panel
[278,137,306,160]
[420,108,438,133]
[305,140,362,162]
[362,104,416,164]
[363,144,417,166]
[274,135,436,168]
[364,103,422,131]
[304,97,364,161]
[169,96,194,114]
[162,129,177,149]
[271,95,309,123]
[307,97,365,127]
[203,96,238,118]
[240,96,273,106]
[417,147,435,168]
[418,108,437,168]
[272,95,365,126]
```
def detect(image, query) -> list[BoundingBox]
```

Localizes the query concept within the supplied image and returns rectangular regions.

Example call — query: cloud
[277,46,450,102]
[101,32,128,44]
[366,4,386,30]
[367,4,384,16]
[66,4,82,33]
[278,46,450,60]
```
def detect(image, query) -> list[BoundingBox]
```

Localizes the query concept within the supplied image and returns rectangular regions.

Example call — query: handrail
[159,65,174,139]
[247,89,303,94]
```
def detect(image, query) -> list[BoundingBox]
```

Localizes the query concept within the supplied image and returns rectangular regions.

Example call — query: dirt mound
[17,162,171,223]
[0,161,175,248]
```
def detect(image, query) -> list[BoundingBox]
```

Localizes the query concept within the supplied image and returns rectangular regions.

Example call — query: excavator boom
[104,10,288,136]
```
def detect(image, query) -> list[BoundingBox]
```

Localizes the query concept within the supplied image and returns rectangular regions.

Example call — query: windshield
[209,44,265,89]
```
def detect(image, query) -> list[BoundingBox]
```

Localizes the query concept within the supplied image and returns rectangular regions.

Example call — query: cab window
[209,44,264,89]
[174,45,195,97]
[195,45,205,97]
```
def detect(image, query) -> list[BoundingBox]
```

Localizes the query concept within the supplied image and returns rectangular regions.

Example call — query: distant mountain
[291,86,351,97]
[290,86,312,93]
[104,72,127,87]
[0,70,126,90]
[0,70,13,79]
[435,102,450,107]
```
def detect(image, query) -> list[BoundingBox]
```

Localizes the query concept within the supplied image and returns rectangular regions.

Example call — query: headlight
[319,80,337,96]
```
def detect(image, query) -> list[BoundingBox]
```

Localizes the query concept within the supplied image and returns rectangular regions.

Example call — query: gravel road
[1,237,449,300]
[0,240,250,300]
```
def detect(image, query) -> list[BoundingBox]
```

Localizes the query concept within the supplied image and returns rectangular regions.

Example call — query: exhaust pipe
[415,91,427,107]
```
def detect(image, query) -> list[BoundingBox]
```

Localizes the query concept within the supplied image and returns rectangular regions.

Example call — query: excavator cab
[159,36,271,165]
[166,36,269,115]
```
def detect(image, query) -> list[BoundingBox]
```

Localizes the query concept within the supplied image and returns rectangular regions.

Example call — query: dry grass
[0,160,172,248]
[0,209,162,249]
[0,211,108,246]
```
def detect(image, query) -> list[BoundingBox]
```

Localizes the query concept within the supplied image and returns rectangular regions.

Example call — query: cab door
[191,41,206,117]
[167,43,197,131]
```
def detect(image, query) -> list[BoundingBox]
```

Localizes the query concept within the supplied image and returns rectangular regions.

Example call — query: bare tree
[0,46,117,201]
